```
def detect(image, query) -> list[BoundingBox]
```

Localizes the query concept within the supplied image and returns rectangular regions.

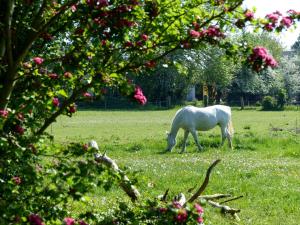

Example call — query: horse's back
[174,106,218,130]
[173,105,231,131]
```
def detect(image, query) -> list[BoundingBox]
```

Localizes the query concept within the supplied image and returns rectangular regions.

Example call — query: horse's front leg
[191,130,203,151]
[180,130,189,153]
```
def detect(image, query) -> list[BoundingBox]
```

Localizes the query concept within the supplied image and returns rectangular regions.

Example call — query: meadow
[50,108,300,225]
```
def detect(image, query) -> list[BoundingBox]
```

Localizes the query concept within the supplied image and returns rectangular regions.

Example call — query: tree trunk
[240,95,244,110]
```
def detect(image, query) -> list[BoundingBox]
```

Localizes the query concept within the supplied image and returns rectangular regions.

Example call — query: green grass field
[50,108,300,225]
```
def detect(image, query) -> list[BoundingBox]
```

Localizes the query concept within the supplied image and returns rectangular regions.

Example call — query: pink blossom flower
[28,214,44,225]
[12,176,21,185]
[64,217,75,225]
[192,21,200,30]
[264,23,274,31]
[266,13,279,23]
[197,216,204,224]
[0,109,9,118]
[124,41,133,48]
[141,34,148,41]
[79,220,88,225]
[265,55,278,68]
[194,203,204,214]
[252,46,268,60]
[15,125,25,135]
[33,57,44,65]
[68,104,77,113]
[48,73,58,79]
[83,92,92,98]
[281,17,293,28]
[159,207,167,213]
[133,86,147,105]
[206,26,224,38]
[52,97,60,107]
[189,30,200,38]
[71,4,77,12]
[175,209,188,223]
[244,10,254,21]
[17,112,24,121]
[287,9,300,16]
[172,201,182,209]
[64,72,72,78]
[248,46,278,72]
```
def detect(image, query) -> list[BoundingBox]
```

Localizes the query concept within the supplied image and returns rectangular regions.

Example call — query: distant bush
[255,101,261,107]
[262,96,276,110]
[276,89,287,110]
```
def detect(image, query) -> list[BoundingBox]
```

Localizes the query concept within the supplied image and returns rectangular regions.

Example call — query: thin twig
[219,195,243,204]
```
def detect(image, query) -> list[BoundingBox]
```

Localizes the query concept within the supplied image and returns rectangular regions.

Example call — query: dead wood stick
[219,195,243,204]
[185,159,221,205]
[94,152,140,202]
[207,200,241,221]
[199,194,232,200]
[90,140,140,202]
[209,202,241,222]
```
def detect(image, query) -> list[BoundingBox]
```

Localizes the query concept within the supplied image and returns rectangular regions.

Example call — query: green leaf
[57,89,68,98]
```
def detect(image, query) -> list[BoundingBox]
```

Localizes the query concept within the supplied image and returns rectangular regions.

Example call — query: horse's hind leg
[180,130,189,153]
[191,130,203,151]
[220,126,226,146]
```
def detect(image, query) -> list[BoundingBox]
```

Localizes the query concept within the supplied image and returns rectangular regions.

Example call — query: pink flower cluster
[28,214,44,225]
[248,46,278,72]
[264,11,294,31]
[33,57,44,65]
[0,109,9,118]
[133,86,147,105]
[244,10,254,21]
[194,203,204,224]
[52,97,60,107]
[175,209,188,223]
[12,176,22,185]
[189,25,224,39]
[15,124,25,135]
[64,217,88,225]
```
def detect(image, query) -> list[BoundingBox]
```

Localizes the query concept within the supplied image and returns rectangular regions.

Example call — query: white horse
[166,105,234,153]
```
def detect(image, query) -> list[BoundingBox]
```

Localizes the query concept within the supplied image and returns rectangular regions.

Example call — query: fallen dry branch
[219,195,244,204]
[91,140,140,202]
[207,200,241,221]
[185,159,221,205]
[199,193,232,200]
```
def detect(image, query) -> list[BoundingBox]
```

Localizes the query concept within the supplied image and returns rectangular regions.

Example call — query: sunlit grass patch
[50,109,300,224]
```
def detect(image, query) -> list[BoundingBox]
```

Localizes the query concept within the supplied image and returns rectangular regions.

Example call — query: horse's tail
[227,117,234,137]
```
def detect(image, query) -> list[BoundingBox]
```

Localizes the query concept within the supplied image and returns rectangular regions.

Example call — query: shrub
[262,96,276,110]
[276,89,287,110]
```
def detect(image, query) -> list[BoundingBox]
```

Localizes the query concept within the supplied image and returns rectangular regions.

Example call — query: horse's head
[165,131,176,152]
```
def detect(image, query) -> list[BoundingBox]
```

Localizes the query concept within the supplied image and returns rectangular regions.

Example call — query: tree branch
[185,159,221,205]
[94,149,140,202]
[34,85,85,136]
